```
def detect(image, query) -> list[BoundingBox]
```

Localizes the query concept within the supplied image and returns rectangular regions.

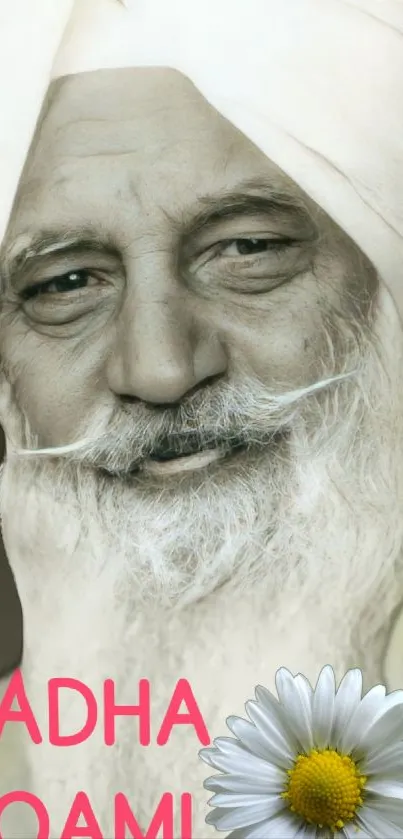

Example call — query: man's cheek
[19,386,92,446]
[219,282,327,375]
[227,321,326,387]
[0,358,80,446]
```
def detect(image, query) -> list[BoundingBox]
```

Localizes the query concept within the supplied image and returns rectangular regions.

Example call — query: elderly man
[0,0,403,836]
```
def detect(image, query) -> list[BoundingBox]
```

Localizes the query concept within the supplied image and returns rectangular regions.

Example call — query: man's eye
[22,270,92,300]
[219,238,290,257]
[190,232,310,295]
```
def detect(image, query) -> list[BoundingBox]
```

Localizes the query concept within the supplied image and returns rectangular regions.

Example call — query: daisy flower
[199,666,403,838]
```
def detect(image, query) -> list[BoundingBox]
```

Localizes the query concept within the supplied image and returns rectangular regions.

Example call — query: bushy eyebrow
[1,177,314,285]
[180,178,313,236]
[1,228,120,287]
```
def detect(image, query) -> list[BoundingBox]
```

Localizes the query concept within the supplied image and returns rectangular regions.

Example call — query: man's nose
[106,292,227,405]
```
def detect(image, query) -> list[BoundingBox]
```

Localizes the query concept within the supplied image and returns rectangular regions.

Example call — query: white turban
[1,0,403,314]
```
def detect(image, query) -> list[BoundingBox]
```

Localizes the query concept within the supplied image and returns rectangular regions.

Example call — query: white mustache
[11,370,355,463]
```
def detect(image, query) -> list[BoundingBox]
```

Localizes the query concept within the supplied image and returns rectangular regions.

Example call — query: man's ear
[0,425,23,677]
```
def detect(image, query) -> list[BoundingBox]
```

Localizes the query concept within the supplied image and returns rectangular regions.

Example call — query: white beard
[1,287,403,838]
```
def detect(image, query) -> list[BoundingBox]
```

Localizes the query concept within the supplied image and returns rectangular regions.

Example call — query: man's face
[0,67,377,475]
[1,67,403,636]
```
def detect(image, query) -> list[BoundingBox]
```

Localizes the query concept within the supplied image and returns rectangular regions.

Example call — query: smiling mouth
[140,446,231,476]
[132,438,247,477]
[98,431,288,482]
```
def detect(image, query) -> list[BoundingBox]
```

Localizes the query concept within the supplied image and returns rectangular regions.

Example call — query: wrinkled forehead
[1,66,332,280]
[9,67,311,219]
[30,67,242,163]
[28,67,292,175]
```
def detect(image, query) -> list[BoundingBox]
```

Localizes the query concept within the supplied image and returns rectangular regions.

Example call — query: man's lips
[141,446,230,476]
[98,430,287,480]
[126,438,248,477]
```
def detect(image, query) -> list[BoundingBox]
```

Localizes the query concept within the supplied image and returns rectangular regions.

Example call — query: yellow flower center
[282,748,367,832]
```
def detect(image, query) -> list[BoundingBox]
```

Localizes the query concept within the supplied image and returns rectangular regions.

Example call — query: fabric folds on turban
[1,0,403,311]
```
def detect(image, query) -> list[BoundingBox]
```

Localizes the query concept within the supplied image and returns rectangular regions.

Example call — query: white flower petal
[312,666,336,749]
[275,668,314,752]
[206,798,286,831]
[206,737,258,763]
[338,685,386,755]
[208,792,279,809]
[204,772,283,796]
[361,741,403,775]
[245,701,297,769]
[200,753,269,777]
[255,685,301,750]
[227,714,295,770]
[295,674,314,723]
[356,699,403,758]
[363,795,403,823]
[200,739,278,778]
[226,716,275,761]
[341,823,371,838]
[263,811,304,838]
[365,779,403,799]
[227,820,275,839]
[331,669,363,748]
[353,703,403,760]
[295,825,319,838]
[357,806,403,838]
[255,684,287,717]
